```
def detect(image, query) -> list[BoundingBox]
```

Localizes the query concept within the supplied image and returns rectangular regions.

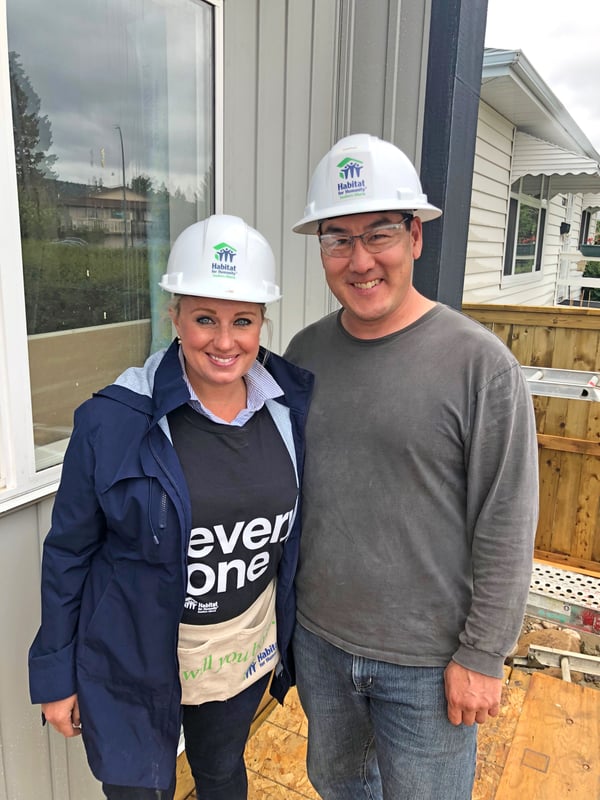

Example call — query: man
[284,134,539,799]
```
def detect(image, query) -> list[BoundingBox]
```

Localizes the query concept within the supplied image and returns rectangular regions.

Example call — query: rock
[514,629,582,658]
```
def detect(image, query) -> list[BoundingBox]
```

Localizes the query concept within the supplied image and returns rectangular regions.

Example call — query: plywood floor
[182,669,600,799]
[180,688,316,800]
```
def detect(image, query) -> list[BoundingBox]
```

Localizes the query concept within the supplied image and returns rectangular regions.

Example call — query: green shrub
[22,240,169,334]
[582,260,600,303]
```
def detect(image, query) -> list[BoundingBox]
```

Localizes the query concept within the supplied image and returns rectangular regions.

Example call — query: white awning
[511,132,600,194]
[583,193,600,213]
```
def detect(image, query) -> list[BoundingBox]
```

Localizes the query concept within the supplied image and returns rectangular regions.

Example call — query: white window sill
[0,469,61,517]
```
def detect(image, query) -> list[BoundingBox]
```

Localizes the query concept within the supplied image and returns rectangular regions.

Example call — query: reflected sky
[7,0,213,198]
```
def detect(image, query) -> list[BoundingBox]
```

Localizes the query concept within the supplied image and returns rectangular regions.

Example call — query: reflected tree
[9,51,60,239]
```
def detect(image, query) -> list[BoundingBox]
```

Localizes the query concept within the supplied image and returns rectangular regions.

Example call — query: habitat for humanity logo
[336,157,367,200]
[212,242,237,279]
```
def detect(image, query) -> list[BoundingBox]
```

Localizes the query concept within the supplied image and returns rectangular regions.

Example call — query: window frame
[502,176,548,287]
[579,209,592,248]
[0,0,223,513]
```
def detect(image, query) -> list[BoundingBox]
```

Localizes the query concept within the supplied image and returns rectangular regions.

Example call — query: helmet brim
[293,202,442,234]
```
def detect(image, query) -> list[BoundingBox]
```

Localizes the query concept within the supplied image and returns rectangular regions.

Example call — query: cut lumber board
[494,671,600,798]
[472,669,529,800]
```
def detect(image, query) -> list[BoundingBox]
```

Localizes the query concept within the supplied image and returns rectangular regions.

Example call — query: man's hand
[42,694,82,738]
[444,661,502,726]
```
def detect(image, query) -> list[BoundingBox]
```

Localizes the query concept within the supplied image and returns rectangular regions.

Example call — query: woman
[28,215,313,800]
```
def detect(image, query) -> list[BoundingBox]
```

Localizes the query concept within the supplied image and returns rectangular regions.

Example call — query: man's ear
[411,216,423,260]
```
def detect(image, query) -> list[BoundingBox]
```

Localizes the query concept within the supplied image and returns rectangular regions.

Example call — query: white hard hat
[159,215,281,304]
[293,134,442,234]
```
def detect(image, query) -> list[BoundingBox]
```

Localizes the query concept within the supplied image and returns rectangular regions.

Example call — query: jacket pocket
[78,559,176,704]
[99,475,179,564]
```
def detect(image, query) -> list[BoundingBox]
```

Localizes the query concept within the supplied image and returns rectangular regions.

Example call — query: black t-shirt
[168,404,298,624]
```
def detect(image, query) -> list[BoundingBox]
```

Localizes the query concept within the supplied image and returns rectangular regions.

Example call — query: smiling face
[319,210,429,339]
[170,296,264,396]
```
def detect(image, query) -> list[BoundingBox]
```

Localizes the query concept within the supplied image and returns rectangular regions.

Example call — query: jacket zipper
[149,483,168,545]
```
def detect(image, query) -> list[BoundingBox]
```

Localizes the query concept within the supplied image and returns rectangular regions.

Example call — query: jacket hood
[113,347,166,398]
[94,339,189,424]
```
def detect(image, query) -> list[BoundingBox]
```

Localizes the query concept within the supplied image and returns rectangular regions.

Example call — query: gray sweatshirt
[285,304,539,679]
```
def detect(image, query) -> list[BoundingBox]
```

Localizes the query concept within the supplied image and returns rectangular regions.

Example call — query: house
[62,186,152,248]
[463,48,600,307]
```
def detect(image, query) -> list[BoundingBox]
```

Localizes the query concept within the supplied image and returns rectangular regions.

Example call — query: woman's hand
[42,694,82,737]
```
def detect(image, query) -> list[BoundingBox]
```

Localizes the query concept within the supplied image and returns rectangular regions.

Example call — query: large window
[1,0,220,500]
[503,176,547,279]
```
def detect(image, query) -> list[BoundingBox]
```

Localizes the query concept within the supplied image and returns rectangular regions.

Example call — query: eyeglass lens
[319,220,411,257]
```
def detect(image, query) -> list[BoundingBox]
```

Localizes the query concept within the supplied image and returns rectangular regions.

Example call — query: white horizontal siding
[463,101,593,307]
[463,102,513,303]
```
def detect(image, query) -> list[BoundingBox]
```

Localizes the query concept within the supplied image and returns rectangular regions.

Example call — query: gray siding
[222,0,432,352]
[0,499,104,800]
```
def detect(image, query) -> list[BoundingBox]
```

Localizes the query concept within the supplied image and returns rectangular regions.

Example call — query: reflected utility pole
[114,125,127,249]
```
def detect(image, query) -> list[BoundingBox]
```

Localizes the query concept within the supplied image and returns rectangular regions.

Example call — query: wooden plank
[472,669,530,800]
[529,324,556,371]
[537,433,600,456]
[543,397,569,440]
[494,672,600,799]
[574,454,600,562]
[534,549,600,575]
[594,492,600,564]
[535,555,600,580]
[463,304,600,331]
[506,323,535,366]
[536,447,561,554]
[570,328,600,373]
[564,397,595,442]
[533,394,551,436]
[551,451,582,556]
[551,327,580,372]
[486,321,511,348]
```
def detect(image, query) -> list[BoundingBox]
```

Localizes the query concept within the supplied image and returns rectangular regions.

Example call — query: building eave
[481,48,600,162]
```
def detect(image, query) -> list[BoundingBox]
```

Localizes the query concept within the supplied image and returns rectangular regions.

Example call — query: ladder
[512,644,600,681]
[522,366,600,401]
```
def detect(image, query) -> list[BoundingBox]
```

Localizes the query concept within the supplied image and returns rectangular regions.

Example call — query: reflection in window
[8,0,215,470]
[504,176,547,278]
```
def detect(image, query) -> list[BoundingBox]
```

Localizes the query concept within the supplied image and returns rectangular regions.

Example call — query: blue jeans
[103,672,270,800]
[293,623,477,800]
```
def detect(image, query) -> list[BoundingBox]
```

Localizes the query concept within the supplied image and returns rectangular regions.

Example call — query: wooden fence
[462,305,600,572]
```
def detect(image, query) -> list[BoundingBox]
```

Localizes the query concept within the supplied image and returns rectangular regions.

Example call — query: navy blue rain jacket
[28,339,313,790]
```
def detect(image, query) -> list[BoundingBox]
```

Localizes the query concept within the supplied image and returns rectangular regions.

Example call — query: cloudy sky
[9,0,213,195]
[10,0,599,192]
[484,0,600,153]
